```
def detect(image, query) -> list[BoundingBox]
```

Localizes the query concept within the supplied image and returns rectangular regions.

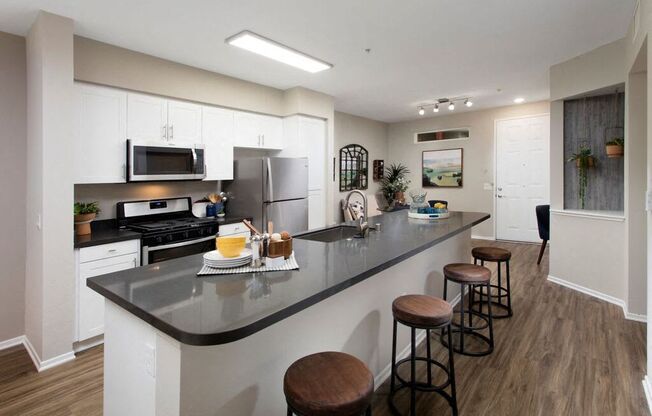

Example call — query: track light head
[448,102,455,111]
[433,104,439,113]
[465,99,473,107]
[418,107,425,116]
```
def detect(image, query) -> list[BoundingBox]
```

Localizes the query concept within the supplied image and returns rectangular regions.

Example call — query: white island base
[103,229,470,416]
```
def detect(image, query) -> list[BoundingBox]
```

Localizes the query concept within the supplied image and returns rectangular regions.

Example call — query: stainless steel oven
[127,140,206,181]
[142,235,215,266]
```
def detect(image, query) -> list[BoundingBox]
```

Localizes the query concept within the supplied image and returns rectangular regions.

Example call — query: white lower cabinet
[76,240,140,344]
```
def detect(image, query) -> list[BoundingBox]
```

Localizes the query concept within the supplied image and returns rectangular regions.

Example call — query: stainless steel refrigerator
[225,157,309,234]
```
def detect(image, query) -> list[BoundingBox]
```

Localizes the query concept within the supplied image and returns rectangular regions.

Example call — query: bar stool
[284,351,374,416]
[471,247,513,319]
[440,263,494,357]
[389,295,458,416]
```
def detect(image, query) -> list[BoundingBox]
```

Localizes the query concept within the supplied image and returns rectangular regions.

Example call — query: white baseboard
[0,335,75,372]
[547,275,646,323]
[0,335,25,350]
[374,291,462,389]
[471,235,495,241]
[643,376,652,415]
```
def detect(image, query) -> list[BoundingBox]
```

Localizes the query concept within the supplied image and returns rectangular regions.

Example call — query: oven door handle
[146,235,215,252]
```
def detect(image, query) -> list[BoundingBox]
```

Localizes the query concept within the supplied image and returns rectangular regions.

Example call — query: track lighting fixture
[416,97,473,116]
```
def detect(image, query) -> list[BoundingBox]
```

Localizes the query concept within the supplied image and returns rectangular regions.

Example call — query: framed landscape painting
[422,148,463,188]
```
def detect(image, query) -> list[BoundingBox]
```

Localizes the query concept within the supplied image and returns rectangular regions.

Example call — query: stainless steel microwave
[127,140,206,181]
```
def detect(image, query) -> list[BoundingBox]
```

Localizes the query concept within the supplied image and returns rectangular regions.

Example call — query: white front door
[496,114,550,242]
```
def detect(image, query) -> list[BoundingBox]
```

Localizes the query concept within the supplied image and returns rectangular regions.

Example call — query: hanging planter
[567,146,595,209]
[605,138,624,158]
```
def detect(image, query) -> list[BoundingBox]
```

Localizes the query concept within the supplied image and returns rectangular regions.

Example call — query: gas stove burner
[127,217,217,233]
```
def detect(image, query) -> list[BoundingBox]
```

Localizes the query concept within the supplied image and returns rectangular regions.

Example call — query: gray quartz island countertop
[87,211,489,346]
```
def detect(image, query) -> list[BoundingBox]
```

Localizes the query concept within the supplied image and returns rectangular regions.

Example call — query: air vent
[414,128,470,143]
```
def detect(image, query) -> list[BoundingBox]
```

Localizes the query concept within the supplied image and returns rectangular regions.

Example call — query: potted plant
[74,201,101,236]
[567,146,595,209]
[605,137,624,158]
[381,163,411,206]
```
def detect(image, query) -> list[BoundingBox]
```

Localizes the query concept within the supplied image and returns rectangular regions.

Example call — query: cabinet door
[127,93,168,142]
[167,99,202,143]
[202,106,234,180]
[260,115,283,149]
[77,253,139,341]
[308,190,326,230]
[73,84,128,184]
[300,117,327,190]
[234,111,263,148]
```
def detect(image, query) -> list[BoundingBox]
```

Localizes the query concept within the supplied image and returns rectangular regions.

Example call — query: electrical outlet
[144,344,156,378]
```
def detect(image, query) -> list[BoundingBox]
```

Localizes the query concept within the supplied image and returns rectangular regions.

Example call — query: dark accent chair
[535,205,550,265]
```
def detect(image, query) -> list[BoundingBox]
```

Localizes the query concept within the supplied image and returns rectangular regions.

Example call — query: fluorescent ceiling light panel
[226,30,333,73]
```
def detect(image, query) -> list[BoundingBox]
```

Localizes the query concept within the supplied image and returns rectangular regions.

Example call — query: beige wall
[334,112,388,221]
[0,31,26,342]
[387,102,550,238]
[25,12,76,361]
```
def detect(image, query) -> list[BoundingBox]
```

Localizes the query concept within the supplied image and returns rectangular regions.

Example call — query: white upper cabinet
[234,111,283,150]
[300,116,327,190]
[127,93,168,142]
[167,99,202,143]
[202,106,235,180]
[73,83,128,184]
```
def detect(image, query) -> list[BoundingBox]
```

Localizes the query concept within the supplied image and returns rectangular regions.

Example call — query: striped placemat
[197,252,299,276]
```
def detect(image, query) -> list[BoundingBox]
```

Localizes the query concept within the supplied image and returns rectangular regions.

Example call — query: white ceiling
[0,0,636,122]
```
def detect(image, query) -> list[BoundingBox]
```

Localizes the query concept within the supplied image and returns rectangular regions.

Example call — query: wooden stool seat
[392,295,453,328]
[472,246,511,262]
[284,352,374,416]
[444,263,491,284]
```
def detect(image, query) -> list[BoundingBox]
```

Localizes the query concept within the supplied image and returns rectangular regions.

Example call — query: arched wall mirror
[339,144,369,192]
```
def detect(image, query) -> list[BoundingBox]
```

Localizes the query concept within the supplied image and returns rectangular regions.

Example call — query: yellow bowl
[216,236,246,258]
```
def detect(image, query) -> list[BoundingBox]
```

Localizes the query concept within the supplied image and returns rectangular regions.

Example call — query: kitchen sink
[296,225,361,243]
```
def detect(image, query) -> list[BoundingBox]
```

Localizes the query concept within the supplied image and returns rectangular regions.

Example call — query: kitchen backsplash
[74,181,221,219]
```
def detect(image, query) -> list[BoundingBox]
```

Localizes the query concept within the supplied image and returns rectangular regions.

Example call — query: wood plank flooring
[0,240,646,415]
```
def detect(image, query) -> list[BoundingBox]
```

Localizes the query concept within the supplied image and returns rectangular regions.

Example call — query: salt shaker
[250,235,262,268]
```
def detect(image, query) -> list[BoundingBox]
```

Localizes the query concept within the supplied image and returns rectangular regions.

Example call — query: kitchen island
[88,210,489,416]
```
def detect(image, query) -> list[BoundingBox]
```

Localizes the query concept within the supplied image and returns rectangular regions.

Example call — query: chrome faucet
[345,190,369,237]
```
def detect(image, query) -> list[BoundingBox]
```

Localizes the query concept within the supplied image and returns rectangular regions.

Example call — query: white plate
[204,257,251,266]
[203,248,252,262]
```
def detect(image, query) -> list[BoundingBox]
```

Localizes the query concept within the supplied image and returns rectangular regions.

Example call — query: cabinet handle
[262,134,265,146]
[170,125,174,140]
[122,164,126,180]
[133,258,137,268]
[162,125,167,140]
[108,249,117,253]
[258,135,261,146]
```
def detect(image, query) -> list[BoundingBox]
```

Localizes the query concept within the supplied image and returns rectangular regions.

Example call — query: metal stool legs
[388,319,458,416]
[472,258,513,319]
[441,279,494,357]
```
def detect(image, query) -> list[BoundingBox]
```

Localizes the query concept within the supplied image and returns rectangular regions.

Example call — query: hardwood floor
[0,240,646,415]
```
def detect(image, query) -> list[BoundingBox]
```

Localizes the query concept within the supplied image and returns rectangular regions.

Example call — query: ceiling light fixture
[416,97,472,116]
[465,99,473,107]
[514,97,525,104]
[433,104,439,113]
[418,107,425,116]
[448,102,455,111]
[226,30,333,73]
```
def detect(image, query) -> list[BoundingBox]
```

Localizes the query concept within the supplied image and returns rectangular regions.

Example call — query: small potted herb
[605,137,624,158]
[74,202,101,236]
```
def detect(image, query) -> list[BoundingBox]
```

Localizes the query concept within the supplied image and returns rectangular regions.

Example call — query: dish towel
[197,252,299,276]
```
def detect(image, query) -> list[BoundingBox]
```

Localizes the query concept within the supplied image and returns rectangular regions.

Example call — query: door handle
[497,187,503,191]
[497,194,504,198]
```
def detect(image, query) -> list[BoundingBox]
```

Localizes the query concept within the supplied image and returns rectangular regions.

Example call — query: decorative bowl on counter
[216,236,247,258]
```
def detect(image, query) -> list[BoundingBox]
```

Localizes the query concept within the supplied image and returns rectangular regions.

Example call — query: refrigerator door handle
[266,157,274,202]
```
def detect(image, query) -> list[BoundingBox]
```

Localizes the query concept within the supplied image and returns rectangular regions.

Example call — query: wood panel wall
[563,92,624,211]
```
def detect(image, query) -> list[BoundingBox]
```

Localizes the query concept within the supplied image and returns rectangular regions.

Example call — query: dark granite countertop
[74,220,142,249]
[74,216,251,249]
[87,211,489,345]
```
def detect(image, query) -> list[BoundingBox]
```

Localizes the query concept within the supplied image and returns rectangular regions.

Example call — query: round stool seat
[392,295,452,327]
[444,263,491,284]
[284,352,374,416]
[472,246,511,262]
